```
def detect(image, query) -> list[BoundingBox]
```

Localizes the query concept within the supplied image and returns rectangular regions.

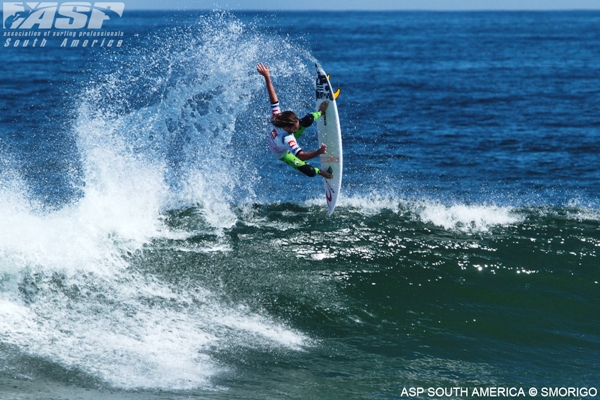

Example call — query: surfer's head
[273,111,300,133]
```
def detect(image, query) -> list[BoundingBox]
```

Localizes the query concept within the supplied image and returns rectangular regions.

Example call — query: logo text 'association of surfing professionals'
[3,2,125,49]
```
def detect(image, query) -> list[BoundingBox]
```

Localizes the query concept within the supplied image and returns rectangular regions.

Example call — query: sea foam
[0,12,310,391]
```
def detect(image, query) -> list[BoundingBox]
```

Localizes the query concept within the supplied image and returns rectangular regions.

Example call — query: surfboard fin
[327,75,341,99]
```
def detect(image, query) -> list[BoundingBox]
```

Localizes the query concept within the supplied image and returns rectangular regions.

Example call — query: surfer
[256,62,333,179]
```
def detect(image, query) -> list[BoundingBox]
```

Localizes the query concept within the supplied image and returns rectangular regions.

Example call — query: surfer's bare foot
[319,169,333,179]
[318,101,329,114]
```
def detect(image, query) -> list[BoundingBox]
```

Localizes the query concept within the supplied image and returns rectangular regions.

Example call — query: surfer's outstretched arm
[256,63,278,105]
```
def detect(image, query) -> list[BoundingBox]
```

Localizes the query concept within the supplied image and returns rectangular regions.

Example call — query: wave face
[0,10,599,399]
[0,12,315,392]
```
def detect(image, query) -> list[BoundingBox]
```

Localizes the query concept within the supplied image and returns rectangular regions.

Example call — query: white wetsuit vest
[267,102,303,159]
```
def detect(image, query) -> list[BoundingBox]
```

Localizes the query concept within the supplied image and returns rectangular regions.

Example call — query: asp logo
[3,2,125,29]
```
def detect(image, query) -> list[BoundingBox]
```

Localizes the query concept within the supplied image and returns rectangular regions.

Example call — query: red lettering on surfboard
[320,155,339,163]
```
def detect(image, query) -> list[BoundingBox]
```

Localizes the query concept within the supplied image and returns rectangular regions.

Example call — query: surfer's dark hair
[272,111,299,128]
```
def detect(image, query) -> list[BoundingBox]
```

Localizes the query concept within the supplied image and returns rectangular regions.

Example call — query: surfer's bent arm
[256,63,278,106]
[296,144,327,161]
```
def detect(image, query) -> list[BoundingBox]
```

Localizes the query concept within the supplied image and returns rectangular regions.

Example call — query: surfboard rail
[315,64,343,216]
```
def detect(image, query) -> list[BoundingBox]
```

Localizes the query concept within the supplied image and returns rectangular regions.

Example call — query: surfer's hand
[256,63,270,79]
[319,143,327,154]
[318,101,329,114]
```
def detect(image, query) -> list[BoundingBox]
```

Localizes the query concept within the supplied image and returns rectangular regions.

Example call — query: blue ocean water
[0,10,599,399]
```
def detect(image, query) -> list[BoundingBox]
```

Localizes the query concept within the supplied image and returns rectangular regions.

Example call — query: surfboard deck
[316,64,343,216]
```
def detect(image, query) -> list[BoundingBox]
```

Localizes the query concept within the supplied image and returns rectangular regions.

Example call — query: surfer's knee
[298,164,318,177]
[299,113,316,128]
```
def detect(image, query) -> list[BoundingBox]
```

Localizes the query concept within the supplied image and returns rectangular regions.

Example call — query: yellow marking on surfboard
[327,75,341,99]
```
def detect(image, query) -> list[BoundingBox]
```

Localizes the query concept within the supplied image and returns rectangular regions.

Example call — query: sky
[122,0,600,10]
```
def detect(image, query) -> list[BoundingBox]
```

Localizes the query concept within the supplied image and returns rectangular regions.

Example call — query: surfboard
[315,64,343,216]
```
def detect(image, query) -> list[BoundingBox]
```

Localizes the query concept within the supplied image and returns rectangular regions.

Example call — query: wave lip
[412,201,522,233]
[330,195,522,233]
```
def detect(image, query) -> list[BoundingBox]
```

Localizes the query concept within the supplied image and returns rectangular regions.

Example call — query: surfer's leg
[294,111,322,139]
[280,152,319,177]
